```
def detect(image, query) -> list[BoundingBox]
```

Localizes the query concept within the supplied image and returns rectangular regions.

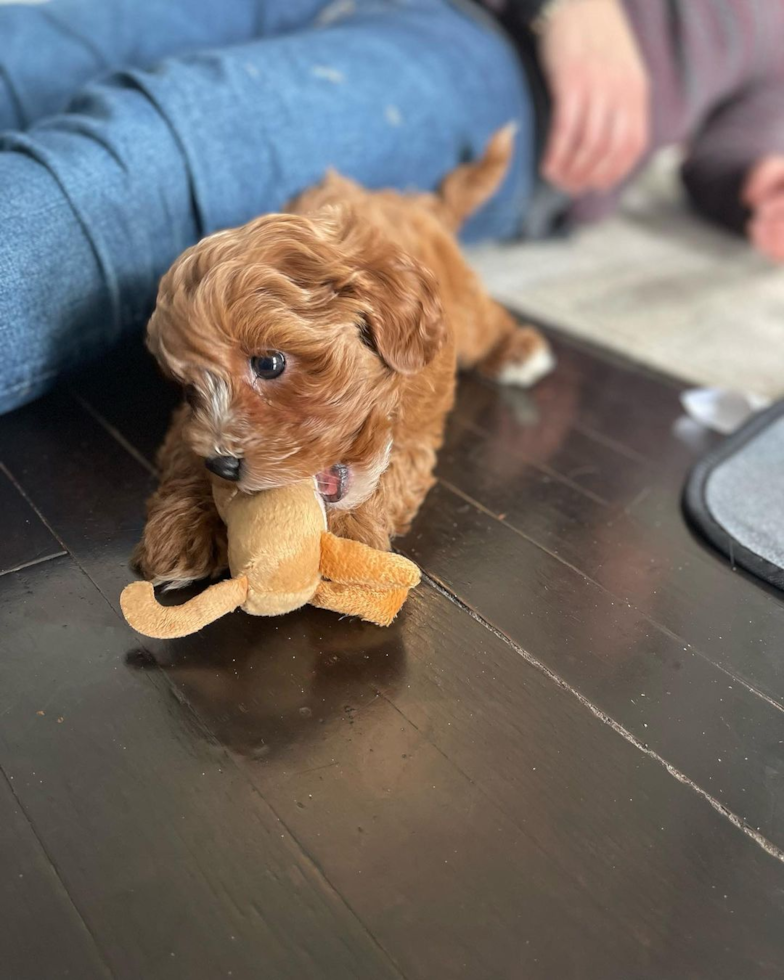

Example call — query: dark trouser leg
[682,78,784,234]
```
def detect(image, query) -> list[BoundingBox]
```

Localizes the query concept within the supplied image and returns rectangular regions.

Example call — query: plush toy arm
[312,580,411,628]
[320,533,420,589]
[120,575,248,639]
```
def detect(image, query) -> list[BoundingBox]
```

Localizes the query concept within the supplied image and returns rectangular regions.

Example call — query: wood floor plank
[535,330,712,465]
[11,365,784,856]
[451,375,654,507]
[0,390,646,977]
[437,415,784,706]
[132,603,653,979]
[453,327,720,497]
[0,466,63,574]
[140,581,784,980]
[70,333,177,466]
[0,768,112,980]
[0,393,158,600]
[9,327,784,977]
[0,555,402,980]
[437,416,610,551]
[400,482,784,854]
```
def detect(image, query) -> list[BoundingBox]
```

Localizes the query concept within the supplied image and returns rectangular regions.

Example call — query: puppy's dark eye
[251,351,286,380]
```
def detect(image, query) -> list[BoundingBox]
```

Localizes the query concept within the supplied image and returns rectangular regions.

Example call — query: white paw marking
[496,344,556,388]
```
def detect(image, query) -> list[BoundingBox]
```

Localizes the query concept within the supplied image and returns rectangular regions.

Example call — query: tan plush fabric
[214,481,323,616]
[120,576,248,639]
[312,581,411,629]
[121,479,420,637]
[319,532,421,589]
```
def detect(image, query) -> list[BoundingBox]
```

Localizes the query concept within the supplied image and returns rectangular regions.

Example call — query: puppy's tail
[437,123,517,231]
[120,576,248,639]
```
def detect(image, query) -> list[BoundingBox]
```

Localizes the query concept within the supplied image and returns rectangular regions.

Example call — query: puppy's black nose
[205,455,242,481]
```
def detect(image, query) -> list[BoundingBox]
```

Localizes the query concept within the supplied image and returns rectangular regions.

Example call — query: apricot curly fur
[135,126,552,585]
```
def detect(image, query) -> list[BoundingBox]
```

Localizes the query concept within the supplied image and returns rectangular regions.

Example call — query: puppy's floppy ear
[352,244,445,375]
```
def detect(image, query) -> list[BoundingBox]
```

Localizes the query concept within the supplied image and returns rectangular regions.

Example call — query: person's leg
[567,0,693,225]
[0,0,535,414]
[570,0,784,237]
[654,0,784,259]
[0,0,331,131]
[681,77,784,260]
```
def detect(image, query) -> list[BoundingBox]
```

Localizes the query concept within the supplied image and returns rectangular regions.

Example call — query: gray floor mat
[684,401,784,590]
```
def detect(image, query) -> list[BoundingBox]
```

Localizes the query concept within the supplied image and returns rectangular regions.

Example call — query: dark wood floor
[1,323,783,980]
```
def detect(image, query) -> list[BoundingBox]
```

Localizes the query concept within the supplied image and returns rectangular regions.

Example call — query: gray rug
[469,150,784,399]
[684,402,784,590]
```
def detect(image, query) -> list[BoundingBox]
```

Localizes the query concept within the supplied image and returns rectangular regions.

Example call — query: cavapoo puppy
[135,125,554,586]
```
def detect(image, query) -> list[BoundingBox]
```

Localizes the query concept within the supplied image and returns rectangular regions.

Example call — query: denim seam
[40,8,112,72]
[0,134,122,342]
[117,68,207,240]
[0,63,27,129]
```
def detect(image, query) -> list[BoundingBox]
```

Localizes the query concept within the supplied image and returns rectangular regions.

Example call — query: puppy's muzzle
[206,455,242,482]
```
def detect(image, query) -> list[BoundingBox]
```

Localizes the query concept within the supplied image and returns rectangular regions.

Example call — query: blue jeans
[0,0,535,413]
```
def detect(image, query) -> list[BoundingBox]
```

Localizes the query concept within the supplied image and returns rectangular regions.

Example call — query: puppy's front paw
[132,518,227,590]
[480,327,555,388]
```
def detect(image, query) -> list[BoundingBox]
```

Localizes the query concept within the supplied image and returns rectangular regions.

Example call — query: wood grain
[0,325,782,979]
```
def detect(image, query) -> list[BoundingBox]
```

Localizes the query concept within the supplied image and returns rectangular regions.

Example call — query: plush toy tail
[120,576,249,639]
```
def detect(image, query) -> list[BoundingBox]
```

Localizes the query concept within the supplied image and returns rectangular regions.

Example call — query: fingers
[748,198,784,263]
[543,86,585,189]
[743,156,784,208]
[543,74,649,195]
[559,90,612,192]
[537,0,651,197]
[592,96,648,191]
[749,223,784,263]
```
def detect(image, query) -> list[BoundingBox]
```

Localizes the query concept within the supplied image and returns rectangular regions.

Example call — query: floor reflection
[125,602,407,759]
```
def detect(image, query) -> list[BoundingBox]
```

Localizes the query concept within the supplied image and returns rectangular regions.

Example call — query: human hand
[538,0,650,195]
[743,156,784,263]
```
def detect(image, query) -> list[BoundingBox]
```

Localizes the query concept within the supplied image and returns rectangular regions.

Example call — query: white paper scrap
[680,388,771,436]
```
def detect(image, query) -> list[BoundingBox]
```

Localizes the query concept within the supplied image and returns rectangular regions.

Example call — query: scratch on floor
[441,475,784,716]
[424,571,784,866]
[0,551,68,578]
[625,485,653,514]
